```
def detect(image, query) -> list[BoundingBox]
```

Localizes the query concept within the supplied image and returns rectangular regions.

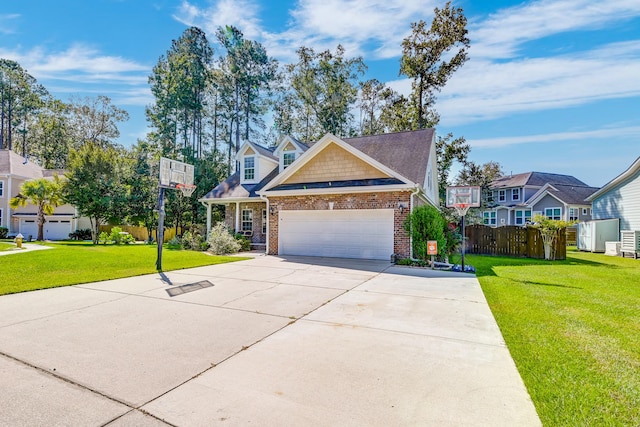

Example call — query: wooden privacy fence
[465,224,566,260]
[99,225,183,243]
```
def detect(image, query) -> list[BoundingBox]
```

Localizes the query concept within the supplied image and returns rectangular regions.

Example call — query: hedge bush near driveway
[467,249,640,426]
[0,242,248,296]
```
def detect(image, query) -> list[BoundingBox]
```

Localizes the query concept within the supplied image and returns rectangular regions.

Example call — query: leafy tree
[67,95,129,149]
[400,1,470,129]
[283,45,366,140]
[63,143,130,243]
[436,133,471,200]
[358,79,387,135]
[9,176,63,241]
[26,97,71,169]
[0,59,49,152]
[529,214,575,260]
[124,140,159,241]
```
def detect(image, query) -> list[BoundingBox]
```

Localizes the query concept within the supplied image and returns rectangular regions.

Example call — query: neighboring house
[200,130,439,260]
[483,172,599,227]
[0,149,90,239]
[586,156,640,236]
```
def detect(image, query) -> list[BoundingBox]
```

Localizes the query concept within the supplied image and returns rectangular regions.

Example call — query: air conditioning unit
[620,230,640,258]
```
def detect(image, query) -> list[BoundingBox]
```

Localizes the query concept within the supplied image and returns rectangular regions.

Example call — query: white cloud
[468,126,640,148]
[173,0,264,41]
[471,0,640,59]
[436,40,640,125]
[0,13,20,34]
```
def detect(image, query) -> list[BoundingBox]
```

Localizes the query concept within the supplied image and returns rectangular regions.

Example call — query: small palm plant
[10,175,64,241]
[529,214,575,260]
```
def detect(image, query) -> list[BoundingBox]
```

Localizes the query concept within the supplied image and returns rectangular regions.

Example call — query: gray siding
[531,194,564,217]
[496,209,510,226]
[592,168,640,232]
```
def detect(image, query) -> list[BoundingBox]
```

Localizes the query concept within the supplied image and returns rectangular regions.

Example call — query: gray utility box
[577,218,620,253]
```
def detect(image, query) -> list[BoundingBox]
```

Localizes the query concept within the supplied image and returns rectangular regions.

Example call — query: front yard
[0,241,247,296]
[467,249,640,426]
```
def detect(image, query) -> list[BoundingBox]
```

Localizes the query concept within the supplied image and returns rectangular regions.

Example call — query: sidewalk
[0,243,54,256]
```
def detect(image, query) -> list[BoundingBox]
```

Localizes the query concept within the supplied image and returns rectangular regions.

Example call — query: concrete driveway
[0,256,540,426]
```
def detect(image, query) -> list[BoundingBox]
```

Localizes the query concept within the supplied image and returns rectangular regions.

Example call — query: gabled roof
[273,135,310,156]
[0,150,45,179]
[202,167,280,200]
[527,183,600,206]
[235,141,277,162]
[343,129,434,187]
[491,171,588,189]
[586,157,640,201]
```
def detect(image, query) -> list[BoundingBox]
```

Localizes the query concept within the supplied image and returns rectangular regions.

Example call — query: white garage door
[279,209,394,260]
[19,219,38,239]
[19,219,72,240]
[45,220,72,240]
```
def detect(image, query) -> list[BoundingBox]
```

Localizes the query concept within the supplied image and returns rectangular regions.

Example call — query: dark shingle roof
[545,184,600,205]
[343,129,434,186]
[204,167,280,199]
[492,171,588,189]
[269,178,405,192]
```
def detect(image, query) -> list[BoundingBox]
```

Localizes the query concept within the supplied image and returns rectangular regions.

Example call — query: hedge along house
[199,129,439,260]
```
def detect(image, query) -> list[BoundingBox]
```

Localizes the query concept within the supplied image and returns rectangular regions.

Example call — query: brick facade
[267,191,412,258]
[224,202,267,244]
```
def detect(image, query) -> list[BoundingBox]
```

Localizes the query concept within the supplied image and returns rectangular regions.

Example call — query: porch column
[235,201,240,232]
[206,203,212,234]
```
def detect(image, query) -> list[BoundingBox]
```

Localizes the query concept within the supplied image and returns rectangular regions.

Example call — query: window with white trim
[545,207,561,220]
[498,190,506,202]
[487,190,494,203]
[483,211,496,226]
[515,209,531,225]
[283,152,295,168]
[241,209,253,232]
[0,180,4,197]
[243,156,255,181]
[569,208,579,221]
[582,208,588,216]
[262,209,267,234]
[512,188,520,201]
[0,208,3,227]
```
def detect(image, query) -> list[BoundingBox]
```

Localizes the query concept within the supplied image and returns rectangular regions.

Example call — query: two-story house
[483,172,599,227]
[200,130,439,260]
[0,149,90,239]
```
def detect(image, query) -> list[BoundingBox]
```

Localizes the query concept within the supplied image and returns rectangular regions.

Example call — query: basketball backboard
[445,186,481,209]
[159,157,194,189]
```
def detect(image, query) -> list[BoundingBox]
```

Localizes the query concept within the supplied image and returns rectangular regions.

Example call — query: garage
[278,209,394,260]
[45,219,72,240]
[20,218,72,240]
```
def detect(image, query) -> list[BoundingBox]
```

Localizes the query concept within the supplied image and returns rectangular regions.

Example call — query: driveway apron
[0,256,540,426]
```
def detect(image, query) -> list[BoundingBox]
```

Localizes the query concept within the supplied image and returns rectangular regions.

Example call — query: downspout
[409,186,421,259]
[199,200,212,234]
[260,194,269,255]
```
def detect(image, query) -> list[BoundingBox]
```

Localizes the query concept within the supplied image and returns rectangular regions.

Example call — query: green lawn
[0,241,248,295]
[467,249,640,426]
[0,242,16,251]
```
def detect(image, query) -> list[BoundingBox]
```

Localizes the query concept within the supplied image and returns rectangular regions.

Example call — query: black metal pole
[461,214,465,271]
[156,187,165,271]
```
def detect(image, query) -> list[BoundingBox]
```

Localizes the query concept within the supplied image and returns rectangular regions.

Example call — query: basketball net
[176,183,196,198]
[454,203,470,217]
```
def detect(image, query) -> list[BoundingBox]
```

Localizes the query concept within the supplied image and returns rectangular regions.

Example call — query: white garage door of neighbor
[19,219,38,239]
[45,219,72,240]
[279,209,394,260]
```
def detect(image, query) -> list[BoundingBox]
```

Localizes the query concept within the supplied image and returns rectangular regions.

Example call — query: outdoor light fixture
[270,206,277,215]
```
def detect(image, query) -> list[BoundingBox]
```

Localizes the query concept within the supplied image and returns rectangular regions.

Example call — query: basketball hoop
[453,203,470,217]
[176,183,196,198]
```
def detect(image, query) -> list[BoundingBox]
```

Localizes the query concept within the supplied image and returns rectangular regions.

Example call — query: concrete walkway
[0,242,54,256]
[0,256,540,426]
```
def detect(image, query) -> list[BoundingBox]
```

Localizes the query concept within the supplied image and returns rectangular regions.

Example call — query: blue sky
[1,0,639,187]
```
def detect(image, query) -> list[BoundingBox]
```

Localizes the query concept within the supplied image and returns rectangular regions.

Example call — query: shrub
[98,227,136,245]
[208,223,241,255]
[404,205,451,261]
[69,228,92,240]
[180,230,208,251]
[166,236,182,249]
[0,227,8,239]
[234,233,251,252]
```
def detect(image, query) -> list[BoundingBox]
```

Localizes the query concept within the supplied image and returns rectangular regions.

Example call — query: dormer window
[283,152,295,168]
[244,156,255,181]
